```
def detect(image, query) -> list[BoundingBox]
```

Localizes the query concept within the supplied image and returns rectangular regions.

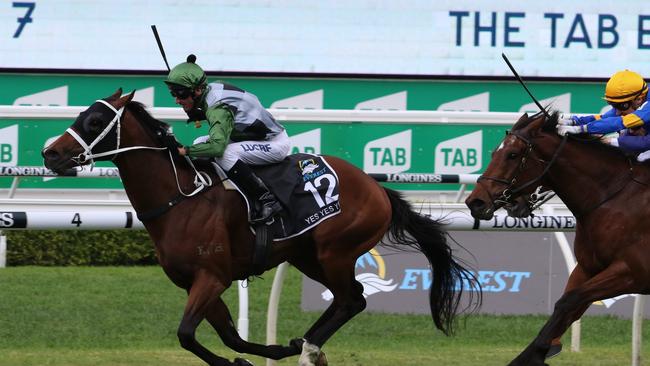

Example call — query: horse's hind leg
[297,257,366,365]
[177,271,244,366]
[509,260,636,366]
[205,297,301,360]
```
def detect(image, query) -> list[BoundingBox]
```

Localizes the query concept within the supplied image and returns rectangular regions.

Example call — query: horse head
[42,89,174,174]
[466,110,562,219]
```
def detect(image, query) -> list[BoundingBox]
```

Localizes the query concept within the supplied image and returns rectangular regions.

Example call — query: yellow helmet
[604,70,648,103]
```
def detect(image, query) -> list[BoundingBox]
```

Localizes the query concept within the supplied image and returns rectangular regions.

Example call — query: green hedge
[4,230,157,266]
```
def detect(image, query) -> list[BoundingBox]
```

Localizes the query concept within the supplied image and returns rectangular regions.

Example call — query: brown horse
[466,110,650,366]
[42,89,479,366]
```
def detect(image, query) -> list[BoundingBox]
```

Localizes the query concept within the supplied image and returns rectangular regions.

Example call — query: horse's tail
[382,187,481,335]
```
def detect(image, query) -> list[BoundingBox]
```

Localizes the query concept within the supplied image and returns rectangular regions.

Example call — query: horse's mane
[511,109,558,131]
[124,101,171,136]
[517,109,629,158]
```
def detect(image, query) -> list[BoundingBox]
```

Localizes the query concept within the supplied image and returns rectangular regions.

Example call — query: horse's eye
[87,119,103,133]
[507,152,518,159]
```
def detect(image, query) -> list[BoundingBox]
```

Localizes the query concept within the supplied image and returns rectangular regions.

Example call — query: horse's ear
[517,112,529,122]
[505,129,510,136]
[124,90,136,103]
[108,88,123,101]
[116,90,135,108]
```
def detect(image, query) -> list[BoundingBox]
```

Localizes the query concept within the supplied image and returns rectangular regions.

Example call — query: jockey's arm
[571,108,617,126]
[583,105,650,134]
[185,106,234,158]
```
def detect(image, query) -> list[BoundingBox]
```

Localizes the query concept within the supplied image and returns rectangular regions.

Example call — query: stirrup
[250,201,282,224]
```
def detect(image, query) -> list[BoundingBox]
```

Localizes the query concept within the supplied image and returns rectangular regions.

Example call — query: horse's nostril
[42,149,59,161]
[467,198,486,212]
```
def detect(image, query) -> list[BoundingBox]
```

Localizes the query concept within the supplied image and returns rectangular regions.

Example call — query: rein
[67,100,213,220]
[478,131,568,208]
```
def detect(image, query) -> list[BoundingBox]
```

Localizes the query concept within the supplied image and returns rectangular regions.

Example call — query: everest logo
[434,130,482,174]
[290,129,321,155]
[322,249,397,301]
[0,125,18,166]
[363,130,411,174]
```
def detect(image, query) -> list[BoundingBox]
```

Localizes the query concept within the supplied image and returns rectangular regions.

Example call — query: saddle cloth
[215,154,342,240]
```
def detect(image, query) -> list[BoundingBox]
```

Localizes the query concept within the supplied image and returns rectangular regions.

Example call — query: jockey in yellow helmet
[557,70,650,159]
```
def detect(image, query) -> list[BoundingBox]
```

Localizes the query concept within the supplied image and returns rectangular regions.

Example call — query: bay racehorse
[466,110,650,366]
[42,89,480,366]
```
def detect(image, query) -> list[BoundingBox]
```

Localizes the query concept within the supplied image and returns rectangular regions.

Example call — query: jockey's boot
[227,160,283,224]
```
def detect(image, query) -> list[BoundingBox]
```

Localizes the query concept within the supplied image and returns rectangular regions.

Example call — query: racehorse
[466,110,650,366]
[42,89,480,366]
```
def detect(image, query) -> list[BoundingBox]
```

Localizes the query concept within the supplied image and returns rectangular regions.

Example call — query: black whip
[151,25,171,71]
[502,53,550,119]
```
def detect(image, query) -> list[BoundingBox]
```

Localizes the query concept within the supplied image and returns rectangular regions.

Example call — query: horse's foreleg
[205,297,301,360]
[177,270,244,366]
[547,264,591,359]
[509,261,635,366]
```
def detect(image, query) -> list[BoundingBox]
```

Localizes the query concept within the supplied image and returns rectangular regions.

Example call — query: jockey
[165,54,290,224]
[557,70,650,160]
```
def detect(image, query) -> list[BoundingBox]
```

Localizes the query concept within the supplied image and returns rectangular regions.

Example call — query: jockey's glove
[557,124,587,136]
[186,107,206,124]
[162,133,182,150]
[558,114,579,126]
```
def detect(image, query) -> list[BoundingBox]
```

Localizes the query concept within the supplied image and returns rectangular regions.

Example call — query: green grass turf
[0,266,646,365]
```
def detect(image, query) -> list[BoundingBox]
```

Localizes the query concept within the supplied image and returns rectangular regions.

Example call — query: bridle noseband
[477,129,568,208]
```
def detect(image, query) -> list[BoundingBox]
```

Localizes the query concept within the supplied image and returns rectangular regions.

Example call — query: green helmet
[164,54,207,89]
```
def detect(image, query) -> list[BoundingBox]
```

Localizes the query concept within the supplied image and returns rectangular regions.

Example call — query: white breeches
[192,130,290,171]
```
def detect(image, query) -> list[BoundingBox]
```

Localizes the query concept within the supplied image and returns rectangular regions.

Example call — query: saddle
[207,154,343,274]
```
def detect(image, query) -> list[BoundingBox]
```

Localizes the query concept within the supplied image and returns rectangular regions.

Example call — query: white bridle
[65,99,211,197]
[66,99,165,165]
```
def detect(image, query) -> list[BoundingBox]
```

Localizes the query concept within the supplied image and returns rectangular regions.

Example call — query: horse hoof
[315,350,328,366]
[289,337,305,352]
[545,344,562,359]
[233,357,254,366]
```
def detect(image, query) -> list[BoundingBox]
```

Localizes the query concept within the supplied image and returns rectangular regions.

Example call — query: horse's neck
[114,151,195,216]
[546,141,629,216]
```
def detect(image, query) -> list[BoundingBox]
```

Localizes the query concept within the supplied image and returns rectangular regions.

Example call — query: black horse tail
[382,188,481,335]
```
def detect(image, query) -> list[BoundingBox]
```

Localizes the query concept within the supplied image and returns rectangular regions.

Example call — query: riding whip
[151,25,171,71]
[501,53,551,119]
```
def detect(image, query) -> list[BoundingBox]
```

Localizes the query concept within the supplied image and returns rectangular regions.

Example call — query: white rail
[0,105,520,124]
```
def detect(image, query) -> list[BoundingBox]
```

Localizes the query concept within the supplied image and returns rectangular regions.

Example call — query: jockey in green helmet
[165,55,288,224]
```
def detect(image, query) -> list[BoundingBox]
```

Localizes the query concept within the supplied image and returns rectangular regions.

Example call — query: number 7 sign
[13,2,35,38]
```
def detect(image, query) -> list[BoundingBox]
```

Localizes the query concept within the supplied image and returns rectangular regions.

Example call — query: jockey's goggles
[169,87,193,99]
[608,100,633,111]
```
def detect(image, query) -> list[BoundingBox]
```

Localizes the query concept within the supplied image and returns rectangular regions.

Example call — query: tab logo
[13,86,68,106]
[290,129,321,155]
[364,130,411,174]
[434,130,482,174]
[0,125,18,166]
